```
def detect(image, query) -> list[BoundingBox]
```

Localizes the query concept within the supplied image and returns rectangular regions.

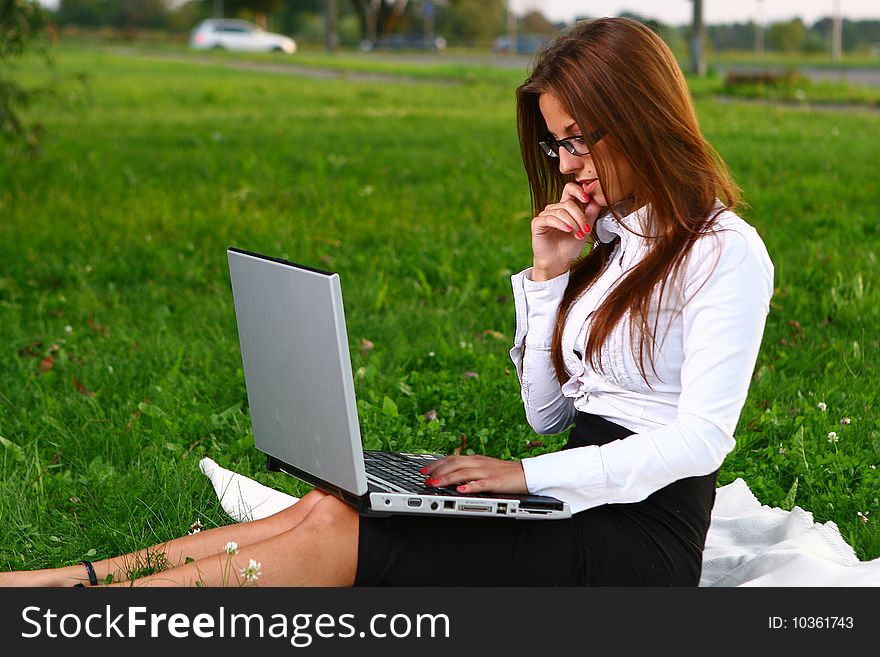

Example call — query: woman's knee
[256,488,329,528]
[304,494,358,531]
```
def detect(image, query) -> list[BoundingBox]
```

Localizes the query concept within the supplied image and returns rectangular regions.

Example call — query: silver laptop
[226,248,571,520]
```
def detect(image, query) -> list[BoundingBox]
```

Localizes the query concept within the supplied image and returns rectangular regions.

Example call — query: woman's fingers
[533,211,576,236]
[537,205,591,238]
[421,456,528,495]
[561,180,593,205]
[559,182,605,233]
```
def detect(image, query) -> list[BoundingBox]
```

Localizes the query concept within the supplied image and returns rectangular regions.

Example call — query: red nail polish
[564,224,573,231]
[456,485,466,493]
[582,194,589,202]
[419,466,429,474]
[575,230,584,239]
[584,225,591,234]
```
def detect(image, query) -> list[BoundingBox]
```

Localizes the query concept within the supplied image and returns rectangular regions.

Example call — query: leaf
[373,278,388,313]
[792,425,808,470]
[0,436,25,461]
[413,268,432,300]
[210,403,241,428]
[125,397,151,432]
[782,477,799,511]
[398,381,414,397]
[483,329,507,341]
[381,396,398,417]
[88,316,109,336]
[17,341,42,358]
[72,377,95,396]
[39,354,54,372]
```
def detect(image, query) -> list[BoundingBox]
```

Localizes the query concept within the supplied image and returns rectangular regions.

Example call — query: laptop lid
[227,248,369,498]
[227,248,571,520]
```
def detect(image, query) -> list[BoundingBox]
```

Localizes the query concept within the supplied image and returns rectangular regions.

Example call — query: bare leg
[107,493,360,587]
[0,489,330,587]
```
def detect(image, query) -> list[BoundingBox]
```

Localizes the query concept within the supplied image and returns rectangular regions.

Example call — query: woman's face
[538,92,634,207]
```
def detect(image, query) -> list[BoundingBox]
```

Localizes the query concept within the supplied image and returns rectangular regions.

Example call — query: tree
[1,0,52,153]
[521,9,555,35]
[57,0,169,29]
[349,0,412,44]
[768,18,805,53]
[437,0,505,46]
[222,0,283,30]
[689,0,706,76]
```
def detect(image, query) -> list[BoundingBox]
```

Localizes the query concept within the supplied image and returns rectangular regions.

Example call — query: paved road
[716,64,880,88]
[800,67,880,88]
[114,47,880,97]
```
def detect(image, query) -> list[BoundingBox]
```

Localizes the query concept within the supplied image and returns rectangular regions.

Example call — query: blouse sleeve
[518,226,774,514]
[509,268,578,436]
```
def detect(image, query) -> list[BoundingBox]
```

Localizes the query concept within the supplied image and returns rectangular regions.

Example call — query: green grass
[1,44,878,573]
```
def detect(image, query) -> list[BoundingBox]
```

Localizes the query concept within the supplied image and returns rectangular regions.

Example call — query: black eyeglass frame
[538,128,607,158]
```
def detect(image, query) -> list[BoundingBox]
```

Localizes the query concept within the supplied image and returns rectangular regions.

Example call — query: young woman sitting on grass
[1,17,773,587]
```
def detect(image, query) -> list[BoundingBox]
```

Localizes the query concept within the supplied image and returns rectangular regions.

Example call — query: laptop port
[443,500,455,510]
[458,504,492,513]
[407,498,422,508]
[496,503,508,514]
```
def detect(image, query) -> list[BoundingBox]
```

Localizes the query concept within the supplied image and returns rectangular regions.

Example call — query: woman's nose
[557,149,581,175]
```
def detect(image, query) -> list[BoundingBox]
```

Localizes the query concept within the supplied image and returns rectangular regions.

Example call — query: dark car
[492,34,552,55]
[361,33,447,52]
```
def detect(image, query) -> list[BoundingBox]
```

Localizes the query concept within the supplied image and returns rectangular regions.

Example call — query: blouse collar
[593,202,650,246]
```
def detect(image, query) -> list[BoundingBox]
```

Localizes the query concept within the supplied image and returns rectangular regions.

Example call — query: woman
[0,17,772,587]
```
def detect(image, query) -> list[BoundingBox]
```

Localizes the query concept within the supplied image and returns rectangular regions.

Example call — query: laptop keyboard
[363,450,459,495]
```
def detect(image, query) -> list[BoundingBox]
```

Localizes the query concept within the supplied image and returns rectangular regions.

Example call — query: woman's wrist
[530,265,568,282]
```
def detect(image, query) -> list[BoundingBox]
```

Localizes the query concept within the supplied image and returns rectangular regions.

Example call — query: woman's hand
[531,181,603,281]
[420,455,528,495]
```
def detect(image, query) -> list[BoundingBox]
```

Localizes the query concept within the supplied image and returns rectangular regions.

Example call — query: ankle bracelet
[79,560,98,586]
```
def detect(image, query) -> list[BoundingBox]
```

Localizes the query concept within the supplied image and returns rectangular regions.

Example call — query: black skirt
[354,412,718,586]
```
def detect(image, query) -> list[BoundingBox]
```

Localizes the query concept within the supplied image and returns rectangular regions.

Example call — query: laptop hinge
[266,454,369,511]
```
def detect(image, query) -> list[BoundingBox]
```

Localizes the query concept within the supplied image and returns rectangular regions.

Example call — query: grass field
[1,44,878,574]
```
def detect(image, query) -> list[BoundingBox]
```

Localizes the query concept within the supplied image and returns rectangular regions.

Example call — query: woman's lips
[578,179,599,195]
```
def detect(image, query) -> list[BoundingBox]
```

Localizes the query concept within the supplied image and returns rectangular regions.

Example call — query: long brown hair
[515,17,741,384]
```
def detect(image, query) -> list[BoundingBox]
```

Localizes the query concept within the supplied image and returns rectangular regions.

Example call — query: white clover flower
[817,402,827,411]
[224,541,239,555]
[241,559,262,583]
[188,519,203,534]
[840,417,851,425]
[827,431,839,443]
[857,511,869,524]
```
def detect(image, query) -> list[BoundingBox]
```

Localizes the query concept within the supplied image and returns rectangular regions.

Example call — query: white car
[189,19,296,54]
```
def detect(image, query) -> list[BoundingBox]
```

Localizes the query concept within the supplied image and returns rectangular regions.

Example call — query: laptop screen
[227,248,369,496]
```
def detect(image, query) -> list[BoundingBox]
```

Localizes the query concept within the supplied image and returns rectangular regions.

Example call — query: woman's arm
[520,225,774,513]
[509,268,578,435]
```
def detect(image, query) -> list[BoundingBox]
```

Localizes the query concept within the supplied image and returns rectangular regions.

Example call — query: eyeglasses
[538,128,606,158]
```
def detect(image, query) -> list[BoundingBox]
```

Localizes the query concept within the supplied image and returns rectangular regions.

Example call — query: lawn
[1,44,878,572]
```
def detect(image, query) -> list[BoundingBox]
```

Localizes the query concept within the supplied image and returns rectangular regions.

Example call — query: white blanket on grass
[198,457,880,586]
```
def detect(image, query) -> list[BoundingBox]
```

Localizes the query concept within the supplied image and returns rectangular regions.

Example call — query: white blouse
[509,204,774,514]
